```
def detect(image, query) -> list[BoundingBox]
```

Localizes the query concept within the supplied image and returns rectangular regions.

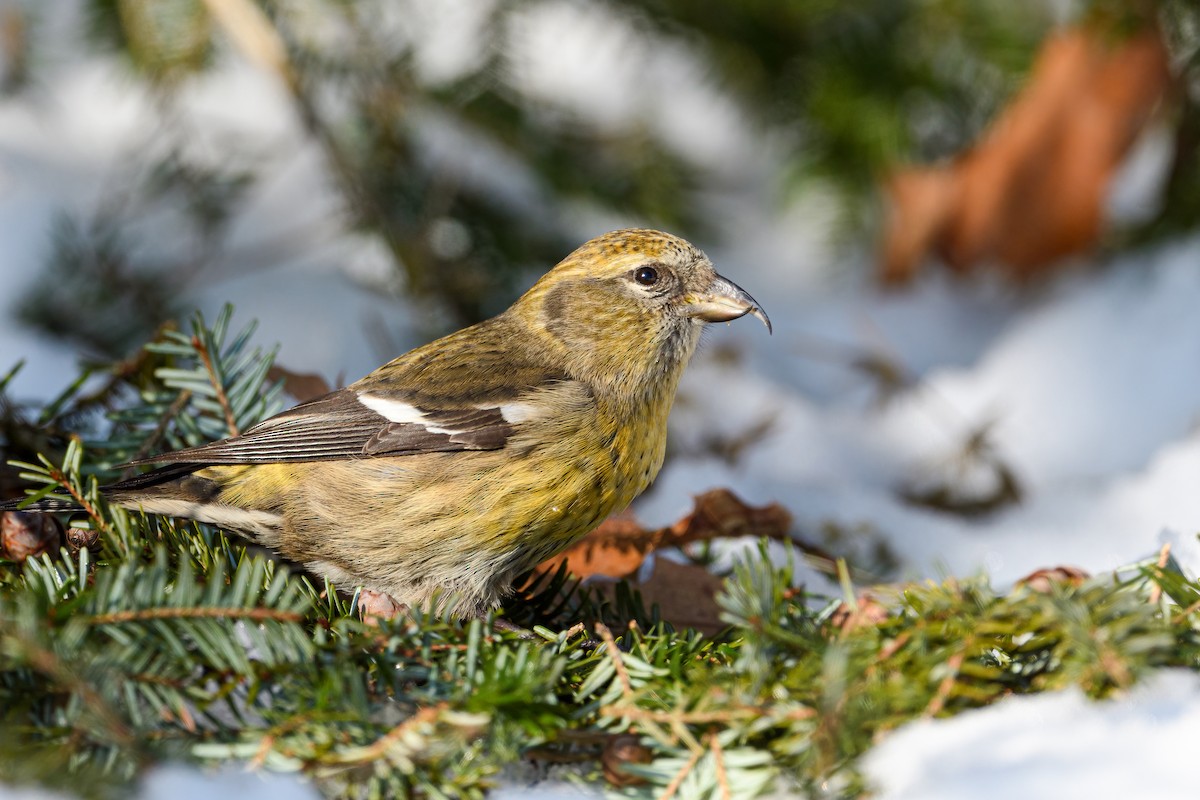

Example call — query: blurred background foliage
[3,0,1198,359]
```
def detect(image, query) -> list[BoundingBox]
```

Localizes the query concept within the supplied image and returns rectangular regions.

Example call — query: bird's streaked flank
[3,229,770,618]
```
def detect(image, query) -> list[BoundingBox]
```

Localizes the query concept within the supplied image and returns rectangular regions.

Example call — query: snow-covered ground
[3,2,1200,798]
[864,669,1200,800]
[651,233,1200,591]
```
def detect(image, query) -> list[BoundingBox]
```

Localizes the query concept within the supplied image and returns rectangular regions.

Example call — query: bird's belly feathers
[203,410,667,611]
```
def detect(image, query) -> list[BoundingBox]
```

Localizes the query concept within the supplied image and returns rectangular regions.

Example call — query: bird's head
[516,229,771,399]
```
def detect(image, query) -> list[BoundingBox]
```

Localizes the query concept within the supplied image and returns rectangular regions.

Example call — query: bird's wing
[125,377,583,466]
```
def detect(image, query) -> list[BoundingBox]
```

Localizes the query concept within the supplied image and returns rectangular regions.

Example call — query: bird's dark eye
[634,266,660,286]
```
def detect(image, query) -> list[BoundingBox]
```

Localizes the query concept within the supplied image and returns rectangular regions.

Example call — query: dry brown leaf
[537,488,793,580]
[635,558,727,635]
[544,512,650,579]
[266,365,332,403]
[535,489,791,634]
[583,558,729,635]
[881,23,1171,284]
[1015,565,1091,593]
[670,487,794,543]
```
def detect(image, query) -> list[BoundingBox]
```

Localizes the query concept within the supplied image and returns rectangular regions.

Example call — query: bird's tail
[0,495,80,512]
[1,463,205,514]
[3,463,283,544]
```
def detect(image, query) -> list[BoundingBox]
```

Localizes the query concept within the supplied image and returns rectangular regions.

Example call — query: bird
[3,229,770,619]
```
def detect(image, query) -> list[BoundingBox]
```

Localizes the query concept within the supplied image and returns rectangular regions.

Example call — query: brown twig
[1172,596,1200,623]
[328,704,462,766]
[595,622,633,698]
[49,463,113,538]
[878,631,912,662]
[192,335,239,436]
[250,713,324,768]
[600,704,814,726]
[657,745,704,800]
[198,0,290,77]
[925,649,966,717]
[199,0,439,310]
[1148,542,1172,605]
[88,606,304,625]
[710,732,731,800]
[125,389,193,475]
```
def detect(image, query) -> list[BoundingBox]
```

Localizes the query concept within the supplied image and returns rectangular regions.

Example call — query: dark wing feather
[124,386,527,467]
[125,313,579,468]
[364,407,512,455]
[125,390,382,465]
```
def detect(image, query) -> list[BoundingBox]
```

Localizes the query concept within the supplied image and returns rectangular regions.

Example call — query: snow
[491,781,601,799]
[0,765,321,800]
[3,1,1199,798]
[643,233,1200,588]
[138,766,321,800]
[863,669,1200,800]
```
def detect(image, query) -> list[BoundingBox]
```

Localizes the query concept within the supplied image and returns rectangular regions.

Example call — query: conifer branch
[47,463,112,538]
[327,704,447,766]
[191,334,239,436]
[3,307,1196,798]
[126,389,193,470]
[5,627,138,752]
[657,745,704,800]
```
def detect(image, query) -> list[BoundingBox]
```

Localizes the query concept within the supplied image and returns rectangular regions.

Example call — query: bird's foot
[356,589,407,623]
[354,591,551,643]
[488,616,540,640]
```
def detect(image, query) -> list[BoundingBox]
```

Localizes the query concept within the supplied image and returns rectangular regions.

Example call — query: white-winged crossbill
[4,229,770,617]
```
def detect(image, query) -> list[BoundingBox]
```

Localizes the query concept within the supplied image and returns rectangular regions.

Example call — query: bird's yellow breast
[207,385,674,587]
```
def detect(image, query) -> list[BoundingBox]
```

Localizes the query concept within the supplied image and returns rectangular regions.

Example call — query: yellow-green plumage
[97,229,770,616]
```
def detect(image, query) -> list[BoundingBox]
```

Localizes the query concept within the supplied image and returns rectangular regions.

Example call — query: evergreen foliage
[3,311,1200,798]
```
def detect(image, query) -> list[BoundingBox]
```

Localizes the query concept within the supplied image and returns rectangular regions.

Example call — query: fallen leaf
[670,487,794,543]
[537,488,793,580]
[1015,565,1091,593]
[881,23,1171,283]
[627,557,727,635]
[897,422,1023,518]
[266,365,331,403]
[545,512,652,579]
[534,489,792,634]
